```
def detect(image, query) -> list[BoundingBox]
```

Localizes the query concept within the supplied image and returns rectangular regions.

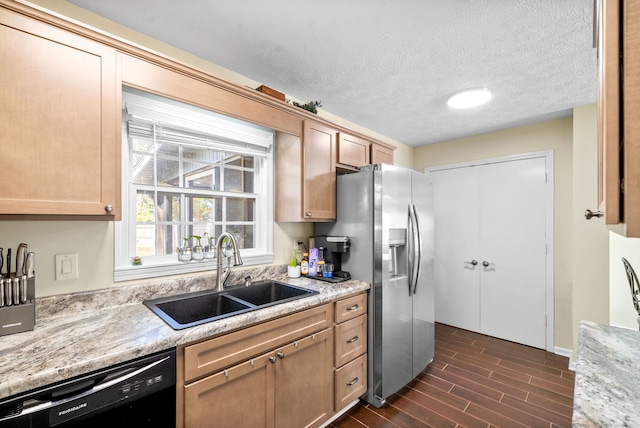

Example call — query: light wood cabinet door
[184,354,274,428]
[184,329,333,428]
[370,142,394,165]
[273,328,333,428]
[302,120,337,220]
[337,132,370,168]
[0,8,119,218]
[597,0,640,236]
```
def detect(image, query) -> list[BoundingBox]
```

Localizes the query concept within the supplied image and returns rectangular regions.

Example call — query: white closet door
[431,155,548,349]
[479,157,547,348]
[432,166,481,331]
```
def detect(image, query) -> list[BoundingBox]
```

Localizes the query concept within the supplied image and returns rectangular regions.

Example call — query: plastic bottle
[316,247,325,277]
[300,253,309,275]
[308,248,318,276]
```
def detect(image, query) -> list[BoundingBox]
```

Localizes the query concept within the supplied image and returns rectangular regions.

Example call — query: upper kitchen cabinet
[0,5,120,219]
[337,132,370,170]
[370,142,395,165]
[275,120,337,222]
[596,0,640,236]
[302,121,337,221]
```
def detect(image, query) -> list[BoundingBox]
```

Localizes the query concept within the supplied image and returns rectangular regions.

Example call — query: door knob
[465,260,478,266]
[482,261,495,267]
[585,209,604,220]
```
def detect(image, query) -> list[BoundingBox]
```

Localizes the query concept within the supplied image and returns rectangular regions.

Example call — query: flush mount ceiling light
[447,87,492,109]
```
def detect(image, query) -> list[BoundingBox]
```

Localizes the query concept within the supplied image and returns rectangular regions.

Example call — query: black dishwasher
[0,349,176,428]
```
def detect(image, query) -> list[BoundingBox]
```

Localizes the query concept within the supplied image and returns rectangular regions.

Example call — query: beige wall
[414,117,575,351]
[571,104,610,358]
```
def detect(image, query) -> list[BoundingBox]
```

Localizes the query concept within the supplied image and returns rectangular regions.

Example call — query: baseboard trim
[319,399,360,428]
[554,346,576,371]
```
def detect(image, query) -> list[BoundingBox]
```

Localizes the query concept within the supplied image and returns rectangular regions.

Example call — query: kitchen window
[114,88,274,281]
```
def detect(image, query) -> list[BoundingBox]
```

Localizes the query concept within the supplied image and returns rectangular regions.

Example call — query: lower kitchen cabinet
[184,329,333,428]
[335,354,367,410]
[333,293,368,411]
[178,303,334,428]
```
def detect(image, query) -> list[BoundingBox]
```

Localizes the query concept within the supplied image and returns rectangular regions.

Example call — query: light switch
[62,259,72,275]
[55,254,78,281]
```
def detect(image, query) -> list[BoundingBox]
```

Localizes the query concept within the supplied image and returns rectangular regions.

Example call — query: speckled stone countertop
[572,320,640,427]
[0,266,369,400]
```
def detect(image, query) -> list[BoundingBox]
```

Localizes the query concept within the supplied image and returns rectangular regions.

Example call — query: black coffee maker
[312,235,350,281]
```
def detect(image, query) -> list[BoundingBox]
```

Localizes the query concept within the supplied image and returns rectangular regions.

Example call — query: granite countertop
[573,320,640,427]
[0,266,369,400]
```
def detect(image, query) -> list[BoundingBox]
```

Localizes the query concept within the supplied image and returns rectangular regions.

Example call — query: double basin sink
[143,280,318,330]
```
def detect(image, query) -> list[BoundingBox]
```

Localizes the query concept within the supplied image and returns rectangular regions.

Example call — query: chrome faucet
[214,232,243,291]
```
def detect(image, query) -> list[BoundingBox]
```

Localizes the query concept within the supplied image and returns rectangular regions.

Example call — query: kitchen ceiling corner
[66,0,596,147]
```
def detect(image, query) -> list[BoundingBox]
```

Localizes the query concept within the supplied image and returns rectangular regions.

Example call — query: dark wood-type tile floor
[331,323,574,428]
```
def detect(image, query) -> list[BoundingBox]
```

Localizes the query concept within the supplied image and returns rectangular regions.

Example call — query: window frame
[114,88,274,282]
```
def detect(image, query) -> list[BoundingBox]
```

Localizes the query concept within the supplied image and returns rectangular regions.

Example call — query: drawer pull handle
[277,352,285,359]
[346,304,359,311]
[346,335,359,344]
[346,377,359,386]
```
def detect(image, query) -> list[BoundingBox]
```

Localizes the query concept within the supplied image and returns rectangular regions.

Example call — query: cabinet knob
[105,204,114,213]
[277,352,285,359]
[585,209,604,220]
[305,211,312,217]
[482,261,495,267]
[269,356,277,363]
[465,260,478,266]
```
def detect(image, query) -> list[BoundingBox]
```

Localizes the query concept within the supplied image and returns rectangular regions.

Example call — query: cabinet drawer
[334,293,367,323]
[334,354,367,411]
[335,315,367,368]
[184,303,332,383]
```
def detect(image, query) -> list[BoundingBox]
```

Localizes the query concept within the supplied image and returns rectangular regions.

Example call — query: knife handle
[16,243,27,277]
[25,252,35,279]
[12,278,19,305]
[5,277,12,306]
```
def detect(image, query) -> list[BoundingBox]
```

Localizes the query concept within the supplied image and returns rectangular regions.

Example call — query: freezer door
[377,164,414,400]
[411,171,435,376]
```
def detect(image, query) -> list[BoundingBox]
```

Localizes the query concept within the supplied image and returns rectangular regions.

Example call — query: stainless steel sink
[144,280,318,330]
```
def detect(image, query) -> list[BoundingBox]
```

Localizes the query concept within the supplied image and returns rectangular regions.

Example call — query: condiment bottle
[301,253,309,275]
[317,247,325,277]
[308,248,318,276]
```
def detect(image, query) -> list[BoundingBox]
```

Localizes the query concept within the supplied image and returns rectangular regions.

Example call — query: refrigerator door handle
[409,204,423,294]
[408,205,415,296]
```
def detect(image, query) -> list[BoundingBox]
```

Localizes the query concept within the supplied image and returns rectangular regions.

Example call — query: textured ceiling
[66,0,597,147]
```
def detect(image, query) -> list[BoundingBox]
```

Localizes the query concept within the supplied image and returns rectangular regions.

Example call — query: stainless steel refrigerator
[316,163,435,408]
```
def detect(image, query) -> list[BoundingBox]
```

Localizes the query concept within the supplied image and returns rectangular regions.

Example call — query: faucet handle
[244,276,252,286]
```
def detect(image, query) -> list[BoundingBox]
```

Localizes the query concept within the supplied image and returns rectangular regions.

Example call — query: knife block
[0,276,35,337]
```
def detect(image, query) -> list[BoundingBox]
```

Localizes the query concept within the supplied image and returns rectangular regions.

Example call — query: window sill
[114,253,274,282]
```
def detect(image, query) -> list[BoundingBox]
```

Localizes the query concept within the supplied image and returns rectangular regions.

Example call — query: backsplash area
[35,265,287,320]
